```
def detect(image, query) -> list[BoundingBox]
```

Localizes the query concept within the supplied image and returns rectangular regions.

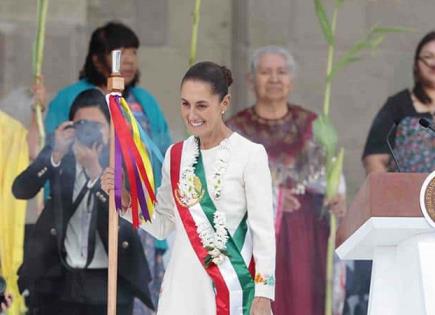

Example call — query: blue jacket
[44,79,172,249]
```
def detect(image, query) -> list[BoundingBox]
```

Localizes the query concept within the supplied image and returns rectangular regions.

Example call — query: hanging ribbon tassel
[108,95,156,227]
[110,96,156,202]
[118,97,158,215]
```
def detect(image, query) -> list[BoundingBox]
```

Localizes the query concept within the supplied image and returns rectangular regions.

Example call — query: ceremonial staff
[105,49,157,315]
[107,49,123,315]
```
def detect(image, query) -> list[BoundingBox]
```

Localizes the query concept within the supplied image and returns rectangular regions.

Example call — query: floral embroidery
[393,117,435,172]
[254,273,275,286]
[196,211,230,268]
[175,138,202,207]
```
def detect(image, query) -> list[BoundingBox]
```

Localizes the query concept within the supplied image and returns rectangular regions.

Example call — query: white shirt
[51,156,108,269]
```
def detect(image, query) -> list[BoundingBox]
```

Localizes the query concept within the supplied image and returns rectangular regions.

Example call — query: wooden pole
[107,50,124,315]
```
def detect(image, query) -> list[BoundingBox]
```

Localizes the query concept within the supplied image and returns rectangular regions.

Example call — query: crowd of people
[1,19,434,315]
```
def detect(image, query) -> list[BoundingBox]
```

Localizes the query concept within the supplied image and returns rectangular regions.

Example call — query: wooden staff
[107,50,124,315]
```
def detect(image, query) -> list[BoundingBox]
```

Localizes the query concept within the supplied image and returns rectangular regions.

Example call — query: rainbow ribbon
[108,94,157,227]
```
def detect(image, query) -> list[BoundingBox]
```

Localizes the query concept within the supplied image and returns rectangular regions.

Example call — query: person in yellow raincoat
[0,110,28,315]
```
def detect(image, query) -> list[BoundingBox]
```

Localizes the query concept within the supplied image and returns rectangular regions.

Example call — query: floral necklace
[175,135,232,267]
[176,136,231,206]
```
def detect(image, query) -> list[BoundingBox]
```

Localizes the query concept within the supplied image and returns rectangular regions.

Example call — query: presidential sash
[170,141,255,315]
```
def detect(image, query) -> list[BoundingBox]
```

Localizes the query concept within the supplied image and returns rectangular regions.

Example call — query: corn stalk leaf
[33,0,49,148]
[314,0,334,46]
[327,26,410,82]
[372,26,414,34]
[33,0,48,76]
[188,0,202,66]
[326,148,344,199]
[313,114,337,163]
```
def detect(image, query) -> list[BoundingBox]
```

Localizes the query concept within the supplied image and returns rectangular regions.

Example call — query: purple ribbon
[114,132,123,211]
[129,147,150,221]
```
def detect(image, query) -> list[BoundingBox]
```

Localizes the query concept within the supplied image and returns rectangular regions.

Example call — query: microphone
[419,118,435,133]
[386,122,402,172]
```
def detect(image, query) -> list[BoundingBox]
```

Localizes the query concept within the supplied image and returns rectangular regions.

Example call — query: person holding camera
[28,22,171,314]
[12,89,154,315]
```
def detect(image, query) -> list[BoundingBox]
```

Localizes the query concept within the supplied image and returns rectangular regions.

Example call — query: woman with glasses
[363,31,435,173]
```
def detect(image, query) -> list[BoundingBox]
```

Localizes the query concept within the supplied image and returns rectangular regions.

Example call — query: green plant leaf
[188,0,202,66]
[313,115,337,162]
[326,148,344,199]
[327,25,410,82]
[314,0,334,45]
[371,26,415,34]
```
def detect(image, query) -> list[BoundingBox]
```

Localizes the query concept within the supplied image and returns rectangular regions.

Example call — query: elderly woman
[227,46,346,315]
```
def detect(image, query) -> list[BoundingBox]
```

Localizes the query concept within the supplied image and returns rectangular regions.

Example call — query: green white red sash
[170,140,255,315]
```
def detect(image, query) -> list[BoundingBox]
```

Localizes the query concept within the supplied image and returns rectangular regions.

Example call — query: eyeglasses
[419,55,435,67]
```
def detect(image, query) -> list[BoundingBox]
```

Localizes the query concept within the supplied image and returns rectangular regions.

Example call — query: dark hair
[79,21,140,87]
[181,61,233,101]
[413,31,435,105]
[69,89,110,123]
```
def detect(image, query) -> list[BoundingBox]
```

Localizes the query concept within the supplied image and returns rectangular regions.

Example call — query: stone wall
[1,0,433,203]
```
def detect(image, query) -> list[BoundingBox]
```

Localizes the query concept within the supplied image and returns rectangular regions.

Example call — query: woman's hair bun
[221,66,233,87]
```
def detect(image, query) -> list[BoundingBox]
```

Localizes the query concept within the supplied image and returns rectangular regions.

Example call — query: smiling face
[180,80,229,139]
[252,52,293,103]
[417,40,435,88]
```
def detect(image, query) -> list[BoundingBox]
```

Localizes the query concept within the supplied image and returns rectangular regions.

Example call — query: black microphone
[386,122,402,172]
[419,118,435,133]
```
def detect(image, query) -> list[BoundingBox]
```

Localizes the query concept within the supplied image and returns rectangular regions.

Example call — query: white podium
[336,173,433,315]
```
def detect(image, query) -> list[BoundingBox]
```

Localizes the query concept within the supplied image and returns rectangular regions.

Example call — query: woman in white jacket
[103,61,275,315]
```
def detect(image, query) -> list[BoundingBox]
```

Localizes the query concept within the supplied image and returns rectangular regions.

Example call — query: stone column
[230,0,250,113]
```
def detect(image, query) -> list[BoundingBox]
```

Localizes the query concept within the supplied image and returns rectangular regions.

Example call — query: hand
[32,75,47,111]
[100,167,131,210]
[250,297,272,315]
[325,194,347,218]
[1,293,13,312]
[281,188,301,213]
[73,142,103,181]
[52,121,75,163]
[101,167,115,195]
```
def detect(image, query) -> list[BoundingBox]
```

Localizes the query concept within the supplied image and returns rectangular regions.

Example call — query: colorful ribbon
[108,94,156,227]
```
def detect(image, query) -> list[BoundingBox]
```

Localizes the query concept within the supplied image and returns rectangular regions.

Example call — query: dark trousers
[28,300,133,315]
[60,301,133,315]
[27,269,134,315]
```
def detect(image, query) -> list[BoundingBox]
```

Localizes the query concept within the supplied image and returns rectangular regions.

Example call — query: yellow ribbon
[119,97,155,217]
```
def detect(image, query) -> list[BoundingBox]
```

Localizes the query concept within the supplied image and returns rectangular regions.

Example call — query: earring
[221,110,225,114]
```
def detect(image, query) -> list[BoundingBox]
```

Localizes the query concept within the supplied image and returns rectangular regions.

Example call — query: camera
[0,276,6,305]
[73,120,104,148]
